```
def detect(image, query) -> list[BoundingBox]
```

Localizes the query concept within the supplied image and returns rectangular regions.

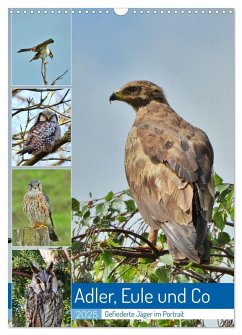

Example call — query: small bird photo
[17,38,54,63]
[12,88,71,167]
[11,10,71,85]
[12,169,71,246]
[11,249,71,327]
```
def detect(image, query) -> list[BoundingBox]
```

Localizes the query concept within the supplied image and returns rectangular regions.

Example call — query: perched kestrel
[17,38,54,62]
[110,80,214,264]
[23,180,58,241]
[17,110,61,156]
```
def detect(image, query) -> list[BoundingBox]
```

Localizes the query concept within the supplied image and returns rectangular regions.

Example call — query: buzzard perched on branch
[110,80,214,264]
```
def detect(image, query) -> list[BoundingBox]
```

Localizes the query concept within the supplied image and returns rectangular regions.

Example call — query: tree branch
[12,88,71,116]
[191,263,234,276]
[173,267,216,283]
[12,88,62,95]
[21,127,71,166]
[225,221,234,227]
[41,60,48,85]
[51,70,68,86]
[12,99,71,115]
[73,228,234,276]
[12,94,49,116]
[72,227,159,254]
[210,253,234,260]
[72,247,169,261]
[12,271,32,279]
[41,157,71,162]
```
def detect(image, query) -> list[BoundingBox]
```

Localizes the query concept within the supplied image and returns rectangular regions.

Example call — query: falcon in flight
[23,180,59,241]
[110,80,214,264]
[17,38,54,62]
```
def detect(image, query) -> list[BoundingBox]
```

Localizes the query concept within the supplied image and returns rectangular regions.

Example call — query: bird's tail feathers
[17,48,32,53]
[162,222,200,264]
[48,228,58,242]
[194,214,207,253]
[17,147,32,155]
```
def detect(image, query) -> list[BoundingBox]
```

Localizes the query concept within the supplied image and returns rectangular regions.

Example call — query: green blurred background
[12,169,71,246]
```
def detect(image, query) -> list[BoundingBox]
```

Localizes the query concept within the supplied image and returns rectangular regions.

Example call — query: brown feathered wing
[125,101,214,263]
[17,39,54,53]
[34,38,54,52]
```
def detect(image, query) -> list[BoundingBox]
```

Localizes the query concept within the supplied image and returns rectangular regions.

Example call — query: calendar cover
[8,8,234,328]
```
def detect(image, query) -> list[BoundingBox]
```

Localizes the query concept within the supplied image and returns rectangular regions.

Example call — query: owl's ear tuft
[30,263,39,274]
[51,274,59,293]
[46,261,54,273]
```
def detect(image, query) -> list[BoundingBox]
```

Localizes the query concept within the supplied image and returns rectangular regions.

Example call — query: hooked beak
[109,92,117,104]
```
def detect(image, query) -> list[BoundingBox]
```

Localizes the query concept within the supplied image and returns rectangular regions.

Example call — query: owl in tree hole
[18,110,61,156]
[25,262,63,327]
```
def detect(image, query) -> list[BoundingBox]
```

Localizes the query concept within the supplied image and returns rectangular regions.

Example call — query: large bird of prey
[110,80,214,264]
[17,38,54,62]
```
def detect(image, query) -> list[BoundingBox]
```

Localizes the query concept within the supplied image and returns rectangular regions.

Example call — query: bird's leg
[147,228,158,245]
[148,228,164,252]
[136,228,162,251]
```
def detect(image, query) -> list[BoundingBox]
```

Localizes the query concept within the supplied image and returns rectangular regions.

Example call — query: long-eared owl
[18,110,61,156]
[25,262,63,327]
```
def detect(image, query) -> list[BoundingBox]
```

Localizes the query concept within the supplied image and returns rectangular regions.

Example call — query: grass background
[12,169,71,246]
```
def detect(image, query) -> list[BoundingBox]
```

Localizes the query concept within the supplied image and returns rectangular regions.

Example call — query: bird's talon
[35,224,46,229]
[136,244,163,252]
